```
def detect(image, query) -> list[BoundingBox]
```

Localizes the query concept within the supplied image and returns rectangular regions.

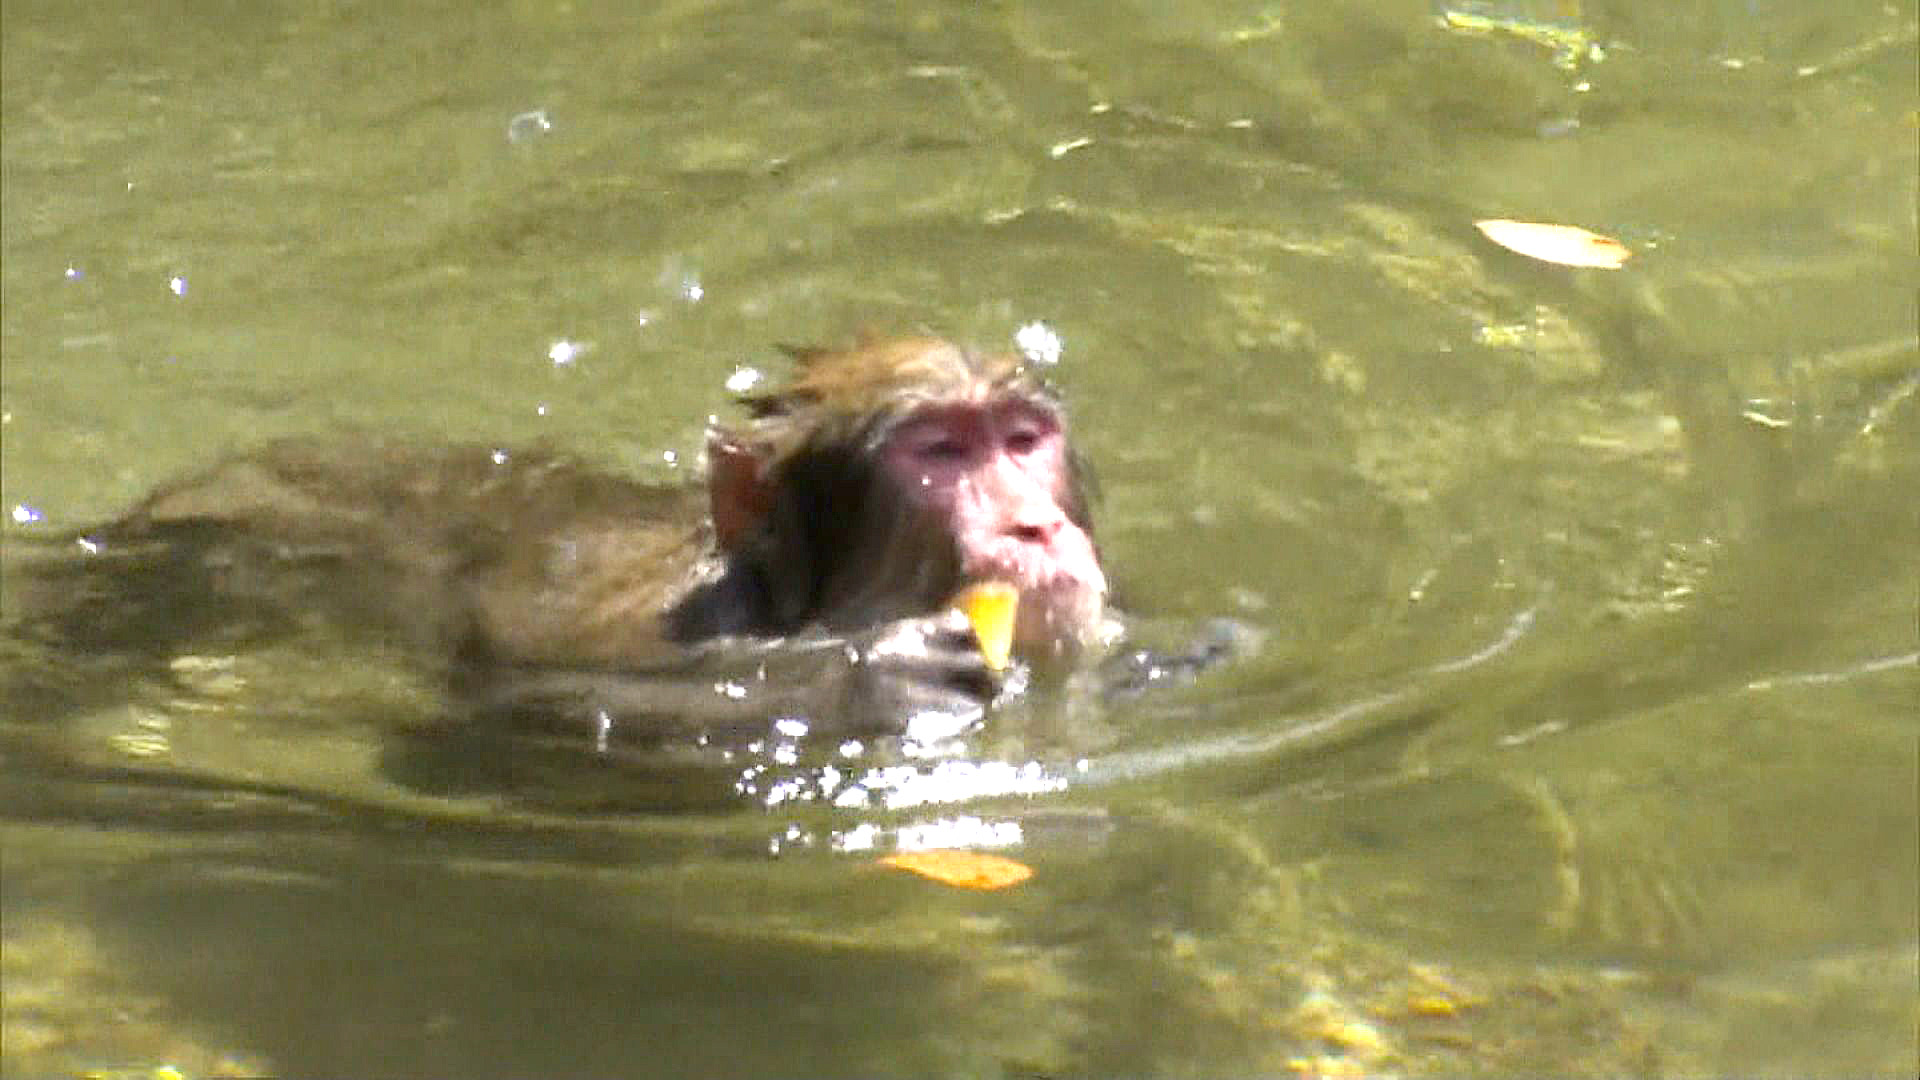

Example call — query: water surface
[3,1,1915,1076]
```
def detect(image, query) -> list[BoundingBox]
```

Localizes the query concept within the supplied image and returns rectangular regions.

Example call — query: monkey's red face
[882,399,1108,651]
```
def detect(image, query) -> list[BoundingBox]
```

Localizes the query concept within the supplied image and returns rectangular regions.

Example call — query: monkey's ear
[707,431,775,552]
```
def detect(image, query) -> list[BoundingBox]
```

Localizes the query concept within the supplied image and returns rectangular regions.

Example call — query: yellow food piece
[878,850,1034,889]
[951,582,1018,670]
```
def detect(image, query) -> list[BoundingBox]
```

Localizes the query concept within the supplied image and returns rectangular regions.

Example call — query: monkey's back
[10,438,714,678]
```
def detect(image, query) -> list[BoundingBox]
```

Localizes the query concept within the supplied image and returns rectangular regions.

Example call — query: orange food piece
[878,850,1034,889]
[950,582,1019,670]
[1474,218,1632,268]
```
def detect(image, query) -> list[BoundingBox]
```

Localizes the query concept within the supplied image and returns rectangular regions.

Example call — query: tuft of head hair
[735,335,1055,460]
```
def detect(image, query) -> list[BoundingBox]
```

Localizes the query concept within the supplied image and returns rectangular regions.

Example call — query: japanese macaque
[21,336,1111,737]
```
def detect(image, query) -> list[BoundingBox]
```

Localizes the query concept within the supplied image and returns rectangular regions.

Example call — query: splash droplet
[507,109,553,144]
[1015,321,1063,366]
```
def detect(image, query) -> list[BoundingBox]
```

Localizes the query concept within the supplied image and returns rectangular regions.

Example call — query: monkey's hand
[838,609,1002,731]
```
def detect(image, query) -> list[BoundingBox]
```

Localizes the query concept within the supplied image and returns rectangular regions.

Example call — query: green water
[3,1,1915,1076]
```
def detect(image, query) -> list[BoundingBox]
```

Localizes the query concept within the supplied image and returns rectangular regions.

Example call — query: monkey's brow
[992,368,1064,408]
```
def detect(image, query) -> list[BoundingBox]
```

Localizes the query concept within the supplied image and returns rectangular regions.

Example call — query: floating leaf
[1474,219,1632,268]
[878,849,1033,889]
[1407,994,1460,1018]
[950,582,1019,671]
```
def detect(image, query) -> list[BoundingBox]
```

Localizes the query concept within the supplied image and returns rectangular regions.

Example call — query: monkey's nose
[1008,516,1064,545]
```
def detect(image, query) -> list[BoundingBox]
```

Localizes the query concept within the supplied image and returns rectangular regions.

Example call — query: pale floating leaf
[1474,219,1632,269]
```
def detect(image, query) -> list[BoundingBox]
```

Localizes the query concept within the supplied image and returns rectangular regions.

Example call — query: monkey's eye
[914,438,970,462]
[1004,428,1045,455]
[992,403,1060,456]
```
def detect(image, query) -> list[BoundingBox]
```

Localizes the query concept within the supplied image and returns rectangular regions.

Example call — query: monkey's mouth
[962,549,1107,652]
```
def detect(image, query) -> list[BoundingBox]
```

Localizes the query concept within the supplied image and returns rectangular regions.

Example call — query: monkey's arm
[458,609,1000,741]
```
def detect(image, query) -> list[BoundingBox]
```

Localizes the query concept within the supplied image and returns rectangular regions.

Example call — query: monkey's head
[708,336,1108,656]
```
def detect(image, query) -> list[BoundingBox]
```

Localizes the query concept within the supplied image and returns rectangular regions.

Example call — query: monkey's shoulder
[456,496,719,669]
